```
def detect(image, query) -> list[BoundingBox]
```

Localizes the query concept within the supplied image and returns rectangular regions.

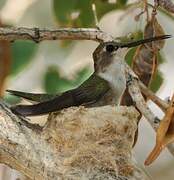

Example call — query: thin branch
[125,64,174,156]
[139,82,169,112]
[0,27,113,42]
[92,4,99,28]
[125,65,158,130]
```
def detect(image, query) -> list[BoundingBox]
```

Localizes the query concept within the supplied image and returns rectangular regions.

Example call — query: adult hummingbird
[7,35,171,117]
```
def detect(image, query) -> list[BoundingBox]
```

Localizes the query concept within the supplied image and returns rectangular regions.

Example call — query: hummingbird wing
[10,74,110,116]
[7,90,59,103]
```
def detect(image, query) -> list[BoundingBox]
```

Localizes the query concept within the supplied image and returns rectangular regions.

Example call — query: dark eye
[106,44,119,52]
[106,44,115,52]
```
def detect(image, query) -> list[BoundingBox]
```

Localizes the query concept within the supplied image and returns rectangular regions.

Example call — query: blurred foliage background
[0,0,174,179]
[1,0,172,104]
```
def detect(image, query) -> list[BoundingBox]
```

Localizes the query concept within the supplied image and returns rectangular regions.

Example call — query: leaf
[72,67,92,86]
[121,16,166,147]
[148,53,165,93]
[132,16,165,87]
[149,71,163,93]
[124,31,143,66]
[53,0,120,27]
[44,66,72,93]
[145,94,174,165]
[118,31,143,43]
[44,66,92,93]
[144,17,165,49]
[0,0,6,9]
[10,41,37,76]
[125,47,137,66]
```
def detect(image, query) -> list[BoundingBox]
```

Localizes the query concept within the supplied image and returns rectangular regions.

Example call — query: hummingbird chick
[8,35,171,116]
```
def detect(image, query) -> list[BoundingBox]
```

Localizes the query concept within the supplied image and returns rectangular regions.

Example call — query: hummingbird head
[93,35,171,74]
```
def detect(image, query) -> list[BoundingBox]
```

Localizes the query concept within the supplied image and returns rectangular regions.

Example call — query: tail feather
[7,90,58,103]
[10,91,76,116]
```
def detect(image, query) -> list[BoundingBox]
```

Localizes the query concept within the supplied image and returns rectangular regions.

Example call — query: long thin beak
[119,35,172,48]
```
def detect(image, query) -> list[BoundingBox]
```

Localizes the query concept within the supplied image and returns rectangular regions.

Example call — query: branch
[125,65,159,130]
[0,100,149,179]
[0,27,113,42]
[139,82,169,112]
[125,64,174,156]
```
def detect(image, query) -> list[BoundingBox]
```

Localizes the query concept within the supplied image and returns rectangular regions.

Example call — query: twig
[125,65,158,130]
[144,0,149,21]
[92,4,99,29]
[144,93,174,165]
[139,82,169,112]
[124,64,174,156]
[0,27,113,42]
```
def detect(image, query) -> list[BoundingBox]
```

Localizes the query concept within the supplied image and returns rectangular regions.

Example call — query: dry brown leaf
[134,16,165,86]
[121,16,165,103]
[121,16,165,146]
[145,93,174,165]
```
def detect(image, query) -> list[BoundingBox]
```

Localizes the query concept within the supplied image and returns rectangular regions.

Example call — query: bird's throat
[98,60,126,104]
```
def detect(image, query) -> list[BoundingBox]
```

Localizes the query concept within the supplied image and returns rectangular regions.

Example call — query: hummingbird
[7,35,171,117]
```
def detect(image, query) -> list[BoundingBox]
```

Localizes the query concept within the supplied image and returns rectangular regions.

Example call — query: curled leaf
[121,16,165,146]
[122,16,165,107]
[145,94,174,165]
[144,17,165,49]
[134,16,165,86]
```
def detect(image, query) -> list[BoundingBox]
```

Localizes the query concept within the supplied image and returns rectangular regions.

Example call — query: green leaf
[118,0,128,5]
[94,1,120,20]
[149,71,163,93]
[53,0,120,27]
[0,0,6,9]
[10,41,37,76]
[72,67,92,86]
[149,53,165,92]
[122,31,143,65]
[44,66,72,93]
[125,47,137,66]
[44,66,92,93]
[157,52,165,64]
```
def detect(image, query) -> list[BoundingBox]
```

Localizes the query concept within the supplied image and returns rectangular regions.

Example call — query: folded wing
[10,74,109,116]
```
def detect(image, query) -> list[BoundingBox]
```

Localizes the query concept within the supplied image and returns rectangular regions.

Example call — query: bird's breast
[98,61,126,104]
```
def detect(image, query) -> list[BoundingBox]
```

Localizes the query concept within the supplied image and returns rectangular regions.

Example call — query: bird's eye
[106,44,115,52]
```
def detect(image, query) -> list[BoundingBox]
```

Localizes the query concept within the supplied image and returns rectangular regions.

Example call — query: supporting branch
[125,64,174,157]
[0,27,113,42]
[125,65,159,130]
[139,82,169,112]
